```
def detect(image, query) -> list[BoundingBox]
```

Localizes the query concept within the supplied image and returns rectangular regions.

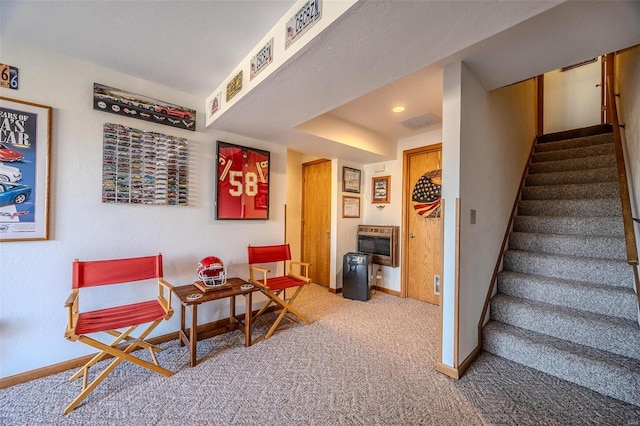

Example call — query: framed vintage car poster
[216,141,270,220]
[0,97,51,241]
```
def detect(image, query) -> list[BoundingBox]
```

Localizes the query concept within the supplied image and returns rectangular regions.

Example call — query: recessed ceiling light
[392,106,405,113]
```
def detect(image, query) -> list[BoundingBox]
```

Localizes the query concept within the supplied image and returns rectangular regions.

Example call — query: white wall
[616,46,640,232]
[458,65,537,363]
[544,58,602,133]
[362,129,443,293]
[439,61,536,368]
[0,40,286,378]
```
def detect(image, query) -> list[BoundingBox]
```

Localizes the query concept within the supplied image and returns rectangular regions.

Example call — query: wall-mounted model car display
[0,162,22,182]
[0,143,24,162]
[0,182,31,206]
[93,83,196,131]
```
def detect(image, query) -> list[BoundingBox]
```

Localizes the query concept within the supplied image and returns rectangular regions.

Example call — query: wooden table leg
[179,303,186,347]
[190,304,198,367]
[230,295,236,326]
[245,292,252,346]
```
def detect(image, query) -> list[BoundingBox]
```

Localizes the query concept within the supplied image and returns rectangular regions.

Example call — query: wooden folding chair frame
[63,254,174,414]
[248,244,312,339]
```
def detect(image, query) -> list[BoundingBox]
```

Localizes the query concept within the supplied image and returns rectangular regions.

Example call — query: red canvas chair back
[247,244,291,265]
[72,254,163,289]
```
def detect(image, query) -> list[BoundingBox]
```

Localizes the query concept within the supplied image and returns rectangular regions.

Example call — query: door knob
[409,233,415,238]
[325,231,330,236]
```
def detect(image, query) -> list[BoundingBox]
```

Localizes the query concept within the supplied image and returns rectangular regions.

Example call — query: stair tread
[504,248,630,265]
[492,293,639,330]
[497,270,638,320]
[532,143,614,163]
[525,167,618,186]
[490,294,640,361]
[508,231,626,260]
[484,321,640,372]
[513,215,624,237]
[498,270,636,295]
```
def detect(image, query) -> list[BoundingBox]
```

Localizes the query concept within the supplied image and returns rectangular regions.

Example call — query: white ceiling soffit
[457,0,640,91]
[0,0,297,96]
[210,0,563,162]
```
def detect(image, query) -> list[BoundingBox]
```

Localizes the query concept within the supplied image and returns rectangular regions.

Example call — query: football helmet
[197,256,227,287]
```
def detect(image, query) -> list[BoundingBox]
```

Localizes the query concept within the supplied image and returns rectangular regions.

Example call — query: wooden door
[302,159,331,286]
[403,145,443,305]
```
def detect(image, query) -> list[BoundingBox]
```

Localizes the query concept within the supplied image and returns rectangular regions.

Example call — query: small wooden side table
[173,277,257,367]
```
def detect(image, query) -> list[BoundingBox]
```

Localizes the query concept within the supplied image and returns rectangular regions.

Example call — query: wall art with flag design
[412,169,441,218]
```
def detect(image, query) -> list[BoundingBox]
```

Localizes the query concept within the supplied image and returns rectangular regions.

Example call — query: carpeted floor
[1,284,639,425]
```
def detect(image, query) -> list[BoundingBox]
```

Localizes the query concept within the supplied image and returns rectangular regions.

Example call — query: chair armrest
[65,291,78,308]
[289,261,310,279]
[65,290,79,339]
[249,265,270,288]
[288,273,312,283]
[158,278,174,315]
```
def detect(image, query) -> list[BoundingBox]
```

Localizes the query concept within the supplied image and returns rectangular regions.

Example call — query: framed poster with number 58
[216,141,270,220]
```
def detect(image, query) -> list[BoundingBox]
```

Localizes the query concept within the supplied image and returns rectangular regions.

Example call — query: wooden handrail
[477,136,538,342]
[606,61,639,267]
[605,53,640,313]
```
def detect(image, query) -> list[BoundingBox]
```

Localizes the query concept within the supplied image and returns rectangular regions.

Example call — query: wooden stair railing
[606,53,640,315]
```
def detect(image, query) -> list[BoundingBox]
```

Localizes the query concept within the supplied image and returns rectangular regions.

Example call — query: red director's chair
[63,253,174,414]
[248,244,312,339]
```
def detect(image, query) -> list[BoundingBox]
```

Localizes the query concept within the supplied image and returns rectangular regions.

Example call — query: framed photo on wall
[372,175,390,204]
[0,97,52,241]
[342,166,361,193]
[216,141,270,220]
[342,196,360,218]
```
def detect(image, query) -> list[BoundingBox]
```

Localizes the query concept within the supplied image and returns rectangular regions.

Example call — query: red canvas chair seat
[248,244,312,339]
[75,300,167,335]
[63,253,174,414]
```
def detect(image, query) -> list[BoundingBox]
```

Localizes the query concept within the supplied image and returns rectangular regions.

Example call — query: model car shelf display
[102,123,189,205]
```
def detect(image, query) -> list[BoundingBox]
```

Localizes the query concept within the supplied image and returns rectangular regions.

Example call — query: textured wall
[0,40,286,378]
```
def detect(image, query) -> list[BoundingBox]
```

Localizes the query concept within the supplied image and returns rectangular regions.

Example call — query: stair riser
[513,216,624,237]
[483,326,640,407]
[529,155,616,174]
[532,143,614,163]
[490,298,640,361]
[497,272,637,321]
[503,251,635,288]
[508,233,626,261]
[522,181,620,201]
[518,199,622,217]
[525,168,617,187]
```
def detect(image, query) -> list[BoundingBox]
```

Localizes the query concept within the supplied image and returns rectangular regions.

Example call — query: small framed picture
[342,196,360,218]
[342,166,361,193]
[372,176,390,204]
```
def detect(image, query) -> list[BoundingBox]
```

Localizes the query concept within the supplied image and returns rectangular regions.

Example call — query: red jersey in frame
[216,141,270,219]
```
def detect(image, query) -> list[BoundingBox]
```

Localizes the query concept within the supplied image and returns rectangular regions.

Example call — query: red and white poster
[216,141,269,220]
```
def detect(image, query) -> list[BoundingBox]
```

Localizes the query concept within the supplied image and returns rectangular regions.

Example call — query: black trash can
[343,252,372,301]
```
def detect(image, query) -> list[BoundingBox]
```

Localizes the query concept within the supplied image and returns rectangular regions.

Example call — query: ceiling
[2,1,640,163]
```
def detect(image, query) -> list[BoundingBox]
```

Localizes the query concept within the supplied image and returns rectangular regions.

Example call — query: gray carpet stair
[483,127,640,407]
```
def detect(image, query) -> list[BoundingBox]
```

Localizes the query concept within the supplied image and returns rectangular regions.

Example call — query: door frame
[401,143,443,298]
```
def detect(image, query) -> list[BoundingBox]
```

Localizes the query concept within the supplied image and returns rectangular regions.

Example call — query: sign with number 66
[0,64,19,90]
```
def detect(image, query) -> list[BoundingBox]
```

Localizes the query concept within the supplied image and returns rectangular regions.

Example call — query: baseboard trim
[435,344,481,380]
[0,306,279,389]
[457,344,482,377]
[373,286,401,297]
[436,362,460,379]
[329,287,342,294]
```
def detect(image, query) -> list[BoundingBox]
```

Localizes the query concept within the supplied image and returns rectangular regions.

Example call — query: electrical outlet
[434,274,441,295]
[470,209,476,224]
